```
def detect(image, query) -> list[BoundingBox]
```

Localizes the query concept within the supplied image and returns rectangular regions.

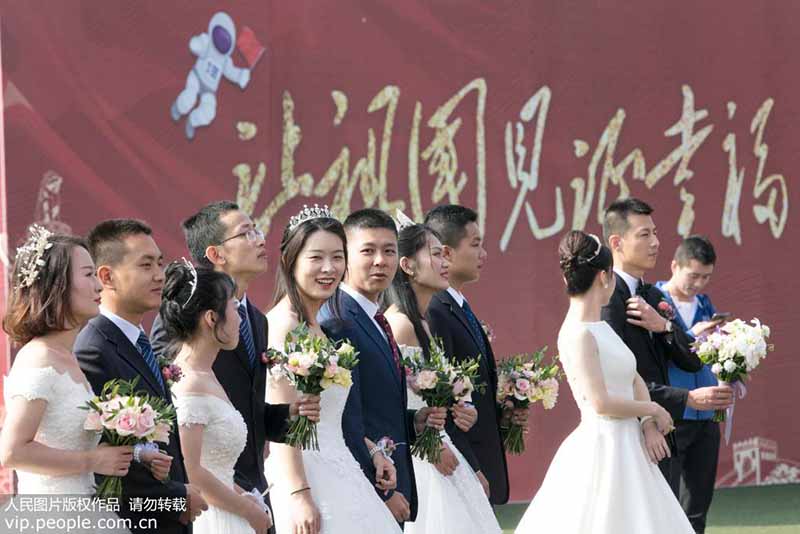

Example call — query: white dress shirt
[340,284,387,341]
[446,286,466,308]
[614,268,640,297]
[100,306,142,347]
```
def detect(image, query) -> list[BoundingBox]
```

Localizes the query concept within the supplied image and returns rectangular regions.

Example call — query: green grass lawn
[496,484,800,533]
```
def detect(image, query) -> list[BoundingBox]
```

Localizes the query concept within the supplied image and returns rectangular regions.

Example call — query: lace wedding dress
[3,366,99,494]
[400,345,501,534]
[173,393,255,534]
[265,381,402,533]
[514,322,694,534]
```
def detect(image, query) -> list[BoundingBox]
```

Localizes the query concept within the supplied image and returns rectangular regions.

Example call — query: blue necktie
[136,331,165,393]
[461,299,489,360]
[238,303,257,369]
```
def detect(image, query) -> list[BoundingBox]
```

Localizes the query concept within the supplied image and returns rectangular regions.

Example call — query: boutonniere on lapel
[480,320,495,343]
[656,300,676,321]
[158,356,184,388]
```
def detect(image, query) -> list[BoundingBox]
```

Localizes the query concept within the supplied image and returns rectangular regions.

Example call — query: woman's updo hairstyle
[558,230,612,296]
[160,260,236,353]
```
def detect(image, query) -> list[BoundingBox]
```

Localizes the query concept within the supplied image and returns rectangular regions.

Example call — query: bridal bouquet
[692,318,773,422]
[402,339,482,464]
[268,323,358,450]
[82,377,176,497]
[496,348,561,454]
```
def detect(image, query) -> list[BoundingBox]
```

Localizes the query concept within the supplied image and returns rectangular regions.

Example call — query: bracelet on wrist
[639,415,654,427]
[290,486,311,496]
[133,442,159,463]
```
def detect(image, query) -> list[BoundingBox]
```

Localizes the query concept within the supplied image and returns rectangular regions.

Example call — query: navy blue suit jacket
[320,291,418,522]
[75,315,189,534]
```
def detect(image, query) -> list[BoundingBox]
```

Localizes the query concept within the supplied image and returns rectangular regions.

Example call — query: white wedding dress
[173,393,255,534]
[400,346,501,534]
[2,365,130,534]
[3,366,99,494]
[514,321,694,534]
[265,381,402,533]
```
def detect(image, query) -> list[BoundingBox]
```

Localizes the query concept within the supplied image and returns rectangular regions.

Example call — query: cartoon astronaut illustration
[171,12,251,140]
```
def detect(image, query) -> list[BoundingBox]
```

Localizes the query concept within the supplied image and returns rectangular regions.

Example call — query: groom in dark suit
[425,204,528,506]
[75,219,206,534]
[600,198,733,497]
[320,208,446,527]
[149,201,320,531]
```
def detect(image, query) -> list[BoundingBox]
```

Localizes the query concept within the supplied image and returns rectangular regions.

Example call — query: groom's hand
[373,454,397,493]
[290,394,322,423]
[385,492,411,522]
[433,444,459,476]
[626,297,668,333]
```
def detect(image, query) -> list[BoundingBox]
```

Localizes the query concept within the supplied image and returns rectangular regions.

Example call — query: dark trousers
[674,419,721,533]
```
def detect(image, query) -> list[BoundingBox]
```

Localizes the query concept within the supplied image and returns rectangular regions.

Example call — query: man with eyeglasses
[151,201,321,533]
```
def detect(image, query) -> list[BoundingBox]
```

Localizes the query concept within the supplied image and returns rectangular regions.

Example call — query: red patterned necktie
[373,311,402,376]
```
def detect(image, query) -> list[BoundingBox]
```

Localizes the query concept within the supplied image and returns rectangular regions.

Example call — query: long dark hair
[387,223,442,360]
[272,217,347,324]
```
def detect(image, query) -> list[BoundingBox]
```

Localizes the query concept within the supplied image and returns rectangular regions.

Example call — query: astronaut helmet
[208,12,236,57]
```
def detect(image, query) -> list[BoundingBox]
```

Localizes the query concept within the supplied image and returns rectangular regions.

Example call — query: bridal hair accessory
[181,257,198,307]
[14,224,54,290]
[578,233,603,265]
[394,209,417,232]
[288,204,335,231]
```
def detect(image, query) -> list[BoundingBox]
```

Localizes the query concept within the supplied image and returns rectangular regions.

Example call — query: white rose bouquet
[692,318,773,422]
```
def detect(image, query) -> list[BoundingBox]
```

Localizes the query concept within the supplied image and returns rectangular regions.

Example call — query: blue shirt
[656,281,718,421]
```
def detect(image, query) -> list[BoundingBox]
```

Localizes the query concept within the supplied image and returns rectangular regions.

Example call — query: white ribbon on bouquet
[718,380,748,445]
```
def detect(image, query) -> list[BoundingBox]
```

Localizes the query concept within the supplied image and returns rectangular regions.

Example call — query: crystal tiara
[288,204,336,231]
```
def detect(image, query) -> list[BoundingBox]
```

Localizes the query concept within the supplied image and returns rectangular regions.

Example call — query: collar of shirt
[613,268,640,297]
[446,286,466,308]
[340,283,381,319]
[100,306,143,347]
[340,283,387,341]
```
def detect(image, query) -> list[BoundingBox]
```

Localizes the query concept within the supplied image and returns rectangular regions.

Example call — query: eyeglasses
[219,228,265,245]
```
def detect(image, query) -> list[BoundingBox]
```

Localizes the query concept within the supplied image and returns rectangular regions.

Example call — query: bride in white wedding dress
[0,231,136,532]
[384,219,501,534]
[515,231,693,534]
[264,213,402,534]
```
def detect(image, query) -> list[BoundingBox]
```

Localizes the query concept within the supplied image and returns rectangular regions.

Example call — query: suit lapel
[342,294,402,390]
[439,292,484,354]
[95,315,164,397]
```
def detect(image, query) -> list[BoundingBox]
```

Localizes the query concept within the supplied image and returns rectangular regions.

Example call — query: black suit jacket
[601,273,703,421]
[426,290,510,505]
[151,299,290,495]
[75,314,189,534]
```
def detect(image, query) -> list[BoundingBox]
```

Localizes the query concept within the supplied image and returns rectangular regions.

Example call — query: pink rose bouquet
[401,339,482,464]
[268,323,358,450]
[497,348,561,454]
[82,377,177,497]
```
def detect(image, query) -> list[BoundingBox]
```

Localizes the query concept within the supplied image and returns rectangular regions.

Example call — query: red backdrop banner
[1,1,797,499]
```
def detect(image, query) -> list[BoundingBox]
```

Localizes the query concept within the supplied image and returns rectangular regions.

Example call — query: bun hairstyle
[272,216,347,325]
[387,223,442,361]
[160,260,235,353]
[558,230,613,296]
